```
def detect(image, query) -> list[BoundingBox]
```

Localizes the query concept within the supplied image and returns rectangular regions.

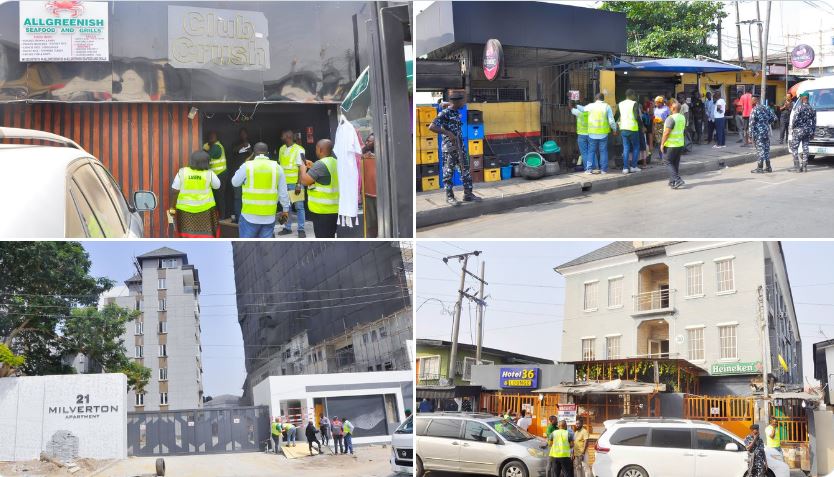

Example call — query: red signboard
[483,39,503,81]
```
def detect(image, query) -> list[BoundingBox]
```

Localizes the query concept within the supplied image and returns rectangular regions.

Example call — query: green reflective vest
[576,110,589,135]
[549,429,571,458]
[241,155,280,216]
[587,101,611,135]
[175,167,216,213]
[271,422,282,436]
[343,420,353,435]
[278,143,304,184]
[203,141,227,175]
[664,113,686,148]
[618,99,639,131]
[766,425,781,448]
[308,157,339,215]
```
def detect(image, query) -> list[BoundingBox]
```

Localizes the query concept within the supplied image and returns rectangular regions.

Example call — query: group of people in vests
[269,415,355,456]
[169,129,341,238]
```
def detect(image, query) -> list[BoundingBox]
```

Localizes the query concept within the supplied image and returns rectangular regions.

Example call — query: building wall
[763,242,803,385]
[0,374,127,461]
[115,256,203,411]
[560,242,793,384]
[416,344,549,386]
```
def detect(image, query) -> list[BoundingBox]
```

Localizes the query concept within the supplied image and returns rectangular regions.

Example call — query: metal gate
[127,406,270,456]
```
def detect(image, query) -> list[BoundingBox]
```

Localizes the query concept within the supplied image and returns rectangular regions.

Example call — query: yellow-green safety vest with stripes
[175,167,216,213]
[576,110,589,135]
[618,99,639,131]
[278,143,304,184]
[241,155,280,216]
[664,113,686,148]
[203,141,227,175]
[586,101,611,135]
[549,429,571,458]
[308,156,339,214]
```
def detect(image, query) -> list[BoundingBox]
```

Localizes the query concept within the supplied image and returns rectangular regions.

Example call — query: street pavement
[89,444,399,477]
[418,152,834,238]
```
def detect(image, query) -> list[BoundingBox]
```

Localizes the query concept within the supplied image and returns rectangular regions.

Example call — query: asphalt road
[418,154,834,238]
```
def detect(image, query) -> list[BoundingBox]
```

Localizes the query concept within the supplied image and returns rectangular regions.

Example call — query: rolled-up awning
[417,385,483,399]
[538,379,665,395]
[611,58,744,74]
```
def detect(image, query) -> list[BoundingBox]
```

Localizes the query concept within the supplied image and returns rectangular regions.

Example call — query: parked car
[0,127,157,238]
[593,418,791,477]
[797,75,834,159]
[391,414,413,474]
[415,412,548,477]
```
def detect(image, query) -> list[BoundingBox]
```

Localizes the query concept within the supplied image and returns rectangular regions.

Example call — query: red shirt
[740,93,753,117]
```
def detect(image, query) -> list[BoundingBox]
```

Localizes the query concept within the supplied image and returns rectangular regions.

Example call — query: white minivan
[593,418,790,477]
[391,414,414,474]
[797,76,834,159]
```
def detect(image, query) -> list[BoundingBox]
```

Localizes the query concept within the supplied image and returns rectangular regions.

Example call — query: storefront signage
[791,44,815,69]
[483,39,503,81]
[168,5,270,70]
[710,361,763,376]
[19,1,109,62]
[768,65,787,75]
[557,404,577,425]
[499,367,539,389]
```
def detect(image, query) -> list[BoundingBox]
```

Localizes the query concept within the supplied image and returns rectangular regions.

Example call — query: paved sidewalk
[417,135,790,229]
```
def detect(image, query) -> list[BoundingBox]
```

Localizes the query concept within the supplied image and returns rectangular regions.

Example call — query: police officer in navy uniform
[429,91,481,206]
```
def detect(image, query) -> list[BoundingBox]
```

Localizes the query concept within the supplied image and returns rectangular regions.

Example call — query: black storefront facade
[0,1,411,237]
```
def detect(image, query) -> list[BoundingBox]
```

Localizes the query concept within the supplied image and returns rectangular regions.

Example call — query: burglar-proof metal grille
[470,88,527,102]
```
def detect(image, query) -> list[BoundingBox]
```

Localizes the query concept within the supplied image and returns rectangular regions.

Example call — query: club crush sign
[483,38,503,81]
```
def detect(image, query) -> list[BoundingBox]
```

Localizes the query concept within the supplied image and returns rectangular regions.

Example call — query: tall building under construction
[232,242,413,403]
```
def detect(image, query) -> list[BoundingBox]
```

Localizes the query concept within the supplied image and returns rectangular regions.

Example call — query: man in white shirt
[517,409,532,431]
[713,91,727,148]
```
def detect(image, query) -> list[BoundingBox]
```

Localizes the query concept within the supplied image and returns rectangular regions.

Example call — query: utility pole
[735,2,744,63]
[717,18,723,61]
[761,1,771,103]
[443,251,482,385]
[475,261,486,364]
[758,285,770,428]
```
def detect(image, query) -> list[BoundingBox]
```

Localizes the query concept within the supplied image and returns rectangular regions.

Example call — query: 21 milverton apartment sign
[48,394,120,420]
[710,361,763,376]
[19,0,109,62]
[167,5,270,71]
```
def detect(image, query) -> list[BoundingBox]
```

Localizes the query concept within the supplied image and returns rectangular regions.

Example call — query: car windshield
[809,88,834,111]
[396,415,413,434]
[487,419,533,442]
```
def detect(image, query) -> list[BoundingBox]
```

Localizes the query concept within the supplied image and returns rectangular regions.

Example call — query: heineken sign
[710,361,763,376]
[19,1,109,62]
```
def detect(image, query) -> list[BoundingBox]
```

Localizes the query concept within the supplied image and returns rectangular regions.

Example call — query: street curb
[416,145,789,229]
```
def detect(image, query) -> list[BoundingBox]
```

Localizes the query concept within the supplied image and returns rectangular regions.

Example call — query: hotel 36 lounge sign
[19,0,109,62]
[500,367,540,389]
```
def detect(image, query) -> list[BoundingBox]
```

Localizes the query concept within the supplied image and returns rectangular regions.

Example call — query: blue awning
[611,58,744,73]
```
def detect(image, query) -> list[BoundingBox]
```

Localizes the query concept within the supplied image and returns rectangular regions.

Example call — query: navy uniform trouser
[753,135,771,163]
[442,148,473,193]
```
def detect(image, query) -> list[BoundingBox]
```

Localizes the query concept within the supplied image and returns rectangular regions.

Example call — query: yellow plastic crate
[421,175,440,191]
[419,135,437,151]
[418,107,436,122]
[418,121,433,137]
[418,149,438,164]
[484,168,501,182]
[468,139,484,156]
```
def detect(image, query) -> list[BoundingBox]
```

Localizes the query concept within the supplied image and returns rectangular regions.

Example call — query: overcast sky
[416,241,834,388]
[84,241,245,398]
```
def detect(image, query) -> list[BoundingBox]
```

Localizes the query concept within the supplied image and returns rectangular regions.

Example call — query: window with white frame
[135,346,143,358]
[135,393,144,406]
[608,278,623,307]
[160,258,177,269]
[582,338,596,361]
[584,281,599,311]
[687,327,705,361]
[158,299,166,311]
[135,321,144,335]
[685,264,704,297]
[158,278,166,290]
[719,325,738,360]
[159,344,167,357]
[463,356,495,381]
[160,393,168,405]
[418,356,441,379]
[159,368,168,381]
[159,321,167,334]
[606,336,621,359]
[715,259,735,293]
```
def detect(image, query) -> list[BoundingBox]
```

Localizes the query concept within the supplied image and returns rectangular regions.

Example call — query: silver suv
[415,412,547,477]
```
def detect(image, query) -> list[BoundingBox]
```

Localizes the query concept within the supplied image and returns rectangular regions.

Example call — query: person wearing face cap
[230,142,290,238]
[744,424,768,477]
[429,90,481,205]
[749,94,777,173]
[170,150,222,238]
[788,91,817,173]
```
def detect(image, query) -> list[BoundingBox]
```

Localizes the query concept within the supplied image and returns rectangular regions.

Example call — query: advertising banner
[499,367,540,389]
[19,1,109,62]
[558,404,577,425]
[710,361,763,376]
[168,5,270,70]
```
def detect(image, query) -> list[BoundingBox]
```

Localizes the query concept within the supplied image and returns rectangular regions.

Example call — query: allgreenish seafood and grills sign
[710,361,763,376]
[19,1,109,62]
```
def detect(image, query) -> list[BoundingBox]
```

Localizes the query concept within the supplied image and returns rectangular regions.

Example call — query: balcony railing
[633,289,675,313]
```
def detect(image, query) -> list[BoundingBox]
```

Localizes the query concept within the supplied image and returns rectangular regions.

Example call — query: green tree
[118,360,152,394]
[0,344,25,377]
[601,1,727,58]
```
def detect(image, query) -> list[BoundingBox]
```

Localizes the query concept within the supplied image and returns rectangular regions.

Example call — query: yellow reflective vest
[175,167,216,213]
[203,141,227,175]
[241,155,280,216]
[664,113,686,148]
[308,156,339,215]
[586,101,611,135]
[576,110,589,135]
[618,99,639,131]
[766,425,781,448]
[549,429,571,458]
[278,143,304,184]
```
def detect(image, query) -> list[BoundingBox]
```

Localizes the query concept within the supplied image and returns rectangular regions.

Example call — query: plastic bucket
[541,140,560,154]
[522,152,544,168]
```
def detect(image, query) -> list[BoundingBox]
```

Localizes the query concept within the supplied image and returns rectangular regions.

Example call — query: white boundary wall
[0,373,128,461]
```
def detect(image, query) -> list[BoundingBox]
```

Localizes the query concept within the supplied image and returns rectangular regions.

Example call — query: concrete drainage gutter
[416,145,789,229]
